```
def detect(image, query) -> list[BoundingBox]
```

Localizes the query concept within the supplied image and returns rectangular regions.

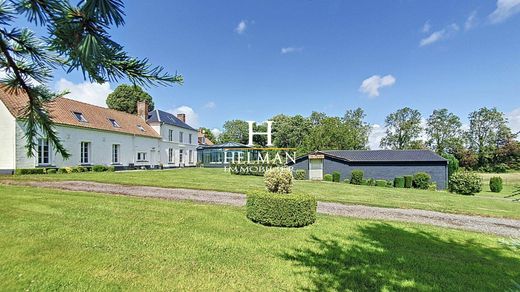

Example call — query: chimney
[137,101,148,120]
[177,113,186,123]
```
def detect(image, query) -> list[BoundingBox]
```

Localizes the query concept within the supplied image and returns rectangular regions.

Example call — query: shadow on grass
[280,223,520,291]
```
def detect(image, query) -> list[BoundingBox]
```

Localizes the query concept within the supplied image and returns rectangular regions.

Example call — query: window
[168,148,174,163]
[112,144,120,164]
[179,132,184,143]
[80,142,91,164]
[137,152,147,161]
[168,129,174,142]
[109,118,120,128]
[73,112,88,123]
[179,149,183,164]
[37,138,50,165]
[137,125,145,132]
[189,134,192,144]
[189,150,193,163]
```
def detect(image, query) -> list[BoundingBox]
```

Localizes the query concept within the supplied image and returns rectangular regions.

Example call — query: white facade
[149,122,198,168]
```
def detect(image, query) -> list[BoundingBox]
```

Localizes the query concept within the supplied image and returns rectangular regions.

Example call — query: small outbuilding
[289,150,448,189]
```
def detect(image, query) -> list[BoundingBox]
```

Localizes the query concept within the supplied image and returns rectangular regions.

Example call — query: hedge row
[15,165,115,175]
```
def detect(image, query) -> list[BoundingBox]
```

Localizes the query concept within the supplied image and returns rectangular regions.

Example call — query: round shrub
[92,165,108,172]
[367,178,376,186]
[413,172,431,189]
[57,168,67,174]
[394,177,405,188]
[246,191,317,227]
[107,166,116,172]
[428,182,437,191]
[375,179,387,187]
[404,175,413,188]
[76,166,87,172]
[64,167,74,174]
[264,167,293,194]
[350,170,364,185]
[46,168,57,174]
[323,174,333,182]
[294,169,306,180]
[449,171,482,195]
[332,171,341,183]
[489,177,503,193]
[386,180,394,188]
[343,178,350,183]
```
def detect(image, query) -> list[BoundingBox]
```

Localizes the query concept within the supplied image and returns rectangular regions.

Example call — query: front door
[309,159,323,180]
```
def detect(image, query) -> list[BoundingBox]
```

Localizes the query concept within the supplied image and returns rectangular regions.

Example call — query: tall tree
[380,107,422,150]
[271,114,311,149]
[426,109,463,154]
[0,0,182,158]
[106,84,154,114]
[342,108,371,150]
[466,107,513,166]
[199,127,216,143]
[219,120,249,145]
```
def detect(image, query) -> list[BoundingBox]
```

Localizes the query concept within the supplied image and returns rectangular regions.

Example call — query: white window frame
[109,118,120,128]
[179,131,184,143]
[179,149,183,164]
[168,129,174,142]
[189,150,193,164]
[168,148,174,163]
[112,144,120,164]
[37,138,50,165]
[137,152,147,162]
[80,141,91,164]
[189,133,192,144]
[73,111,88,123]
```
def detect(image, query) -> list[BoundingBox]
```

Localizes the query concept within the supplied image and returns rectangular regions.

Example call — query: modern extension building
[0,87,198,174]
[289,150,448,189]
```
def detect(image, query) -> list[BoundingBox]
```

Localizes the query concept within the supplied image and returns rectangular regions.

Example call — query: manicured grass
[6,168,520,219]
[1,185,518,291]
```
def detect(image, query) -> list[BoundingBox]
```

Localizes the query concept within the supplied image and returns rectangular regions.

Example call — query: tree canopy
[0,0,182,158]
[106,84,154,114]
[426,109,463,154]
[380,107,423,150]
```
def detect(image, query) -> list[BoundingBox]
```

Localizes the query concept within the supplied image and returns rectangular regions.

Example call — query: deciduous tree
[106,84,154,114]
[380,107,422,150]
[426,109,463,154]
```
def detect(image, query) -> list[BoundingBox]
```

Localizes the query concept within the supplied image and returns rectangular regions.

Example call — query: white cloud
[235,20,247,34]
[169,106,199,128]
[359,74,396,97]
[55,78,112,107]
[489,0,520,23]
[368,124,386,150]
[422,21,431,33]
[211,128,222,138]
[419,23,459,47]
[508,107,520,134]
[204,101,216,109]
[281,47,303,54]
[465,11,478,30]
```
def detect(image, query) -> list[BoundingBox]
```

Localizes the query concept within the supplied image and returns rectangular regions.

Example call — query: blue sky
[22,0,520,147]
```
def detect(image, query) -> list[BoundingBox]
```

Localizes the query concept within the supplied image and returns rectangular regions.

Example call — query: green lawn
[5,168,520,219]
[1,185,518,291]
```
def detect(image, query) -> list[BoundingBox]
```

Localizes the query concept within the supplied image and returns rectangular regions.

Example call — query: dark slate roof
[198,142,250,149]
[319,150,447,162]
[147,109,196,131]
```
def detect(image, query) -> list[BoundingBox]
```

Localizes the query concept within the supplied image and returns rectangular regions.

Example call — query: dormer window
[73,112,88,123]
[108,118,120,128]
[137,125,145,132]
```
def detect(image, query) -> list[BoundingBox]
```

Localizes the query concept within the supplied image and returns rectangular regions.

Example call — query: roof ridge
[56,96,139,118]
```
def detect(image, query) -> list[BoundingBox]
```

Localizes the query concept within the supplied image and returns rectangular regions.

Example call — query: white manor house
[0,87,198,174]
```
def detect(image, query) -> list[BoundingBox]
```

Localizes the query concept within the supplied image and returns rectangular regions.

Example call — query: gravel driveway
[4,180,520,237]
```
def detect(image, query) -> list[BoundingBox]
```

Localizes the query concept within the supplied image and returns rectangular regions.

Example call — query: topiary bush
[57,168,67,174]
[294,169,306,180]
[449,171,482,195]
[375,179,387,187]
[323,174,333,182]
[14,168,45,175]
[332,171,340,183]
[264,167,293,194]
[367,178,376,186]
[413,172,431,189]
[246,191,317,227]
[394,177,405,188]
[404,175,413,188]
[92,165,108,172]
[350,170,364,185]
[489,177,503,193]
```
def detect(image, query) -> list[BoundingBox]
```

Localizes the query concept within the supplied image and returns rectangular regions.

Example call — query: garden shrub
[394,177,405,188]
[92,165,108,172]
[246,191,317,227]
[386,180,394,187]
[493,163,508,173]
[413,172,431,189]
[332,171,341,183]
[107,166,116,172]
[76,166,87,172]
[404,175,413,188]
[294,169,306,180]
[64,167,74,173]
[489,177,503,193]
[343,178,350,183]
[57,168,67,174]
[375,179,387,187]
[442,153,459,178]
[14,168,45,175]
[367,178,376,186]
[47,168,57,174]
[361,179,368,185]
[428,182,437,191]
[449,171,482,195]
[350,170,364,185]
[70,167,80,173]
[264,167,293,194]
[323,174,333,182]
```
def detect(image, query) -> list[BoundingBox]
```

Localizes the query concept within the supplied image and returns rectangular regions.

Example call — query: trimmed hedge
[46,168,57,174]
[375,179,387,187]
[294,169,306,180]
[107,166,116,172]
[323,174,333,182]
[489,177,503,193]
[449,171,482,195]
[386,180,394,188]
[92,165,108,172]
[15,168,45,175]
[332,171,340,183]
[246,191,317,227]
[350,170,364,185]
[404,175,413,188]
[413,172,431,189]
[367,178,376,186]
[394,177,405,188]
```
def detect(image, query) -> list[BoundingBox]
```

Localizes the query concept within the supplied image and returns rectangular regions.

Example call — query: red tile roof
[0,86,160,138]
